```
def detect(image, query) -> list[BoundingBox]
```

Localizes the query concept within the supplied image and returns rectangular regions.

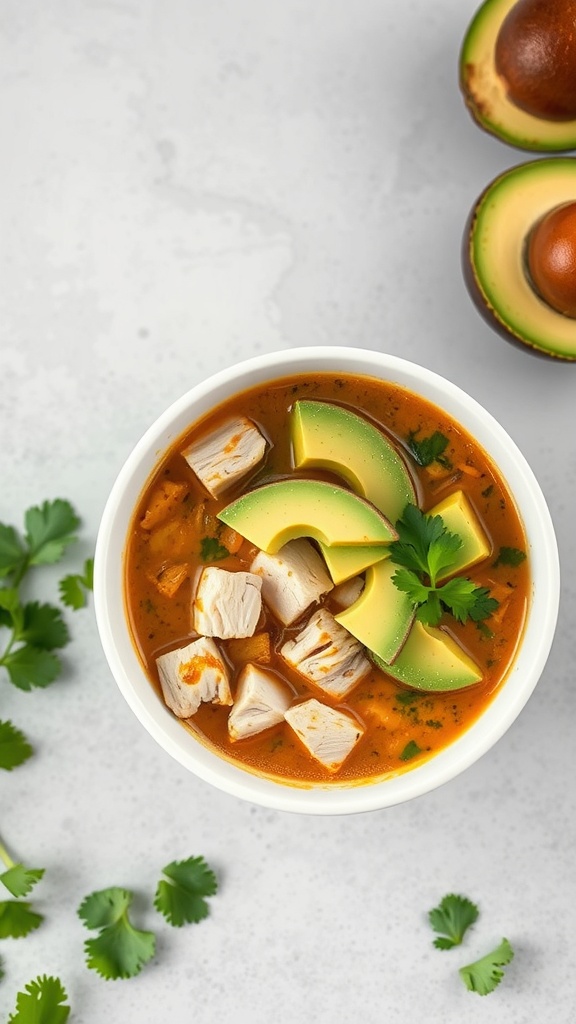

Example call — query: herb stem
[0,835,15,871]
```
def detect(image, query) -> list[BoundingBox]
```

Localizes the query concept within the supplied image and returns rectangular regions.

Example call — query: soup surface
[124,372,529,787]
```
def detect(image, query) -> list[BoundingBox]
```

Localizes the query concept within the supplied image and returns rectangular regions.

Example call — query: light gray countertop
[1,1,575,1021]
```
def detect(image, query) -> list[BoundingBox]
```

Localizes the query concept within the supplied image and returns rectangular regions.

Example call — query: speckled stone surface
[1,1,575,1021]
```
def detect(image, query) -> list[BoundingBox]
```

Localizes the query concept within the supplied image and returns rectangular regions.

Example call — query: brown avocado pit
[463,158,576,360]
[495,0,576,122]
[526,202,576,317]
[460,0,576,151]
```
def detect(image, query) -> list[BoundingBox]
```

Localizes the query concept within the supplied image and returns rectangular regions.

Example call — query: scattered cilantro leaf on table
[59,557,94,610]
[1,864,45,899]
[8,975,70,1024]
[389,505,499,626]
[459,937,514,995]
[155,855,218,926]
[428,893,479,949]
[78,887,156,979]
[0,901,43,939]
[0,720,33,771]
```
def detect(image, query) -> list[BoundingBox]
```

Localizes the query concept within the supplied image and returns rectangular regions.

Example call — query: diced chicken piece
[280,607,371,699]
[284,698,365,772]
[250,539,333,626]
[147,562,190,598]
[140,480,187,531]
[182,416,266,498]
[193,567,262,639]
[156,636,232,718]
[330,576,365,610]
[228,664,292,741]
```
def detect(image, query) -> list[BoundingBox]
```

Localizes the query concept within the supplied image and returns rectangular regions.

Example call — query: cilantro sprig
[428,893,479,949]
[0,836,45,939]
[459,938,514,995]
[154,855,218,926]
[7,975,70,1023]
[389,504,498,626]
[78,887,156,980]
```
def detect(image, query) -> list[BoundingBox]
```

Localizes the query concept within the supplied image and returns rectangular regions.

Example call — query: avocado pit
[495,0,576,122]
[526,202,576,317]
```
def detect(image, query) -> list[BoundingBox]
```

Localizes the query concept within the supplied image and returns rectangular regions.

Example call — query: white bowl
[94,347,559,814]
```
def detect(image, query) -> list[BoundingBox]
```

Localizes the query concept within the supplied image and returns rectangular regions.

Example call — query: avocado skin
[459,0,576,152]
[462,166,576,362]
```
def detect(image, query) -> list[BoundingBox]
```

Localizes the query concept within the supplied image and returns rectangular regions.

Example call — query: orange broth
[124,373,529,787]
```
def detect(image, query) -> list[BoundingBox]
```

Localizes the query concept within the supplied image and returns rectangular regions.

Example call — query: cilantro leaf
[0,900,43,938]
[408,430,452,468]
[0,524,26,580]
[59,558,94,610]
[2,646,61,691]
[0,720,33,771]
[8,975,70,1024]
[24,500,80,567]
[1,864,45,898]
[399,740,422,762]
[19,603,69,650]
[154,855,218,927]
[390,505,498,626]
[429,893,479,949]
[493,546,527,568]
[78,887,156,979]
[200,536,229,562]
[459,937,514,995]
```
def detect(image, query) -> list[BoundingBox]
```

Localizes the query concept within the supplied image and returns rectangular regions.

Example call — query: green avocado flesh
[217,479,396,554]
[319,543,389,585]
[460,0,576,151]
[429,490,491,581]
[467,158,576,360]
[291,400,416,524]
[335,557,415,665]
[372,620,483,692]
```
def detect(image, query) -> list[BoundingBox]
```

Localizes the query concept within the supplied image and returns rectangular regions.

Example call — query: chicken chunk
[280,607,370,699]
[193,567,262,639]
[228,664,292,741]
[250,538,333,626]
[156,636,232,718]
[330,575,365,610]
[284,698,365,772]
[182,416,266,498]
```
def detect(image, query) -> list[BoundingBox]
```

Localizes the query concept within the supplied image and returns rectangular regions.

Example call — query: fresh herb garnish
[399,740,422,761]
[7,975,70,1023]
[408,430,452,468]
[0,836,44,938]
[493,546,526,568]
[429,893,479,949]
[389,504,499,626]
[0,720,33,771]
[459,937,514,995]
[78,887,156,980]
[59,558,94,610]
[154,855,218,926]
[200,536,230,562]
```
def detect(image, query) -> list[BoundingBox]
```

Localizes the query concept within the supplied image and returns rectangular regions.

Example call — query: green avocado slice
[217,479,396,554]
[465,158,576,360]
[334,557,415,665]
[372,620,483,692]
[291,400,416,525]
[319,543,390,585]
[460,0,576,151]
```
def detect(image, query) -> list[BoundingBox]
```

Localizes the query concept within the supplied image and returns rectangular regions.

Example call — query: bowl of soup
[94,347,559,814]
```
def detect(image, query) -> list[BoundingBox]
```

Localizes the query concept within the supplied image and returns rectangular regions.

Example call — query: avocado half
[460,0,576,152]
[463,158,576,361]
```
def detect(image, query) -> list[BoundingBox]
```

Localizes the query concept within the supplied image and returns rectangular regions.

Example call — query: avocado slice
[372,620,483,692]
[291,400,416,524]
[428,491,491,581]
[464,158,576,360]
[334,557,415,665]
[460,0,576,151]
[320,543,390,585]
[217,479,396,554]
